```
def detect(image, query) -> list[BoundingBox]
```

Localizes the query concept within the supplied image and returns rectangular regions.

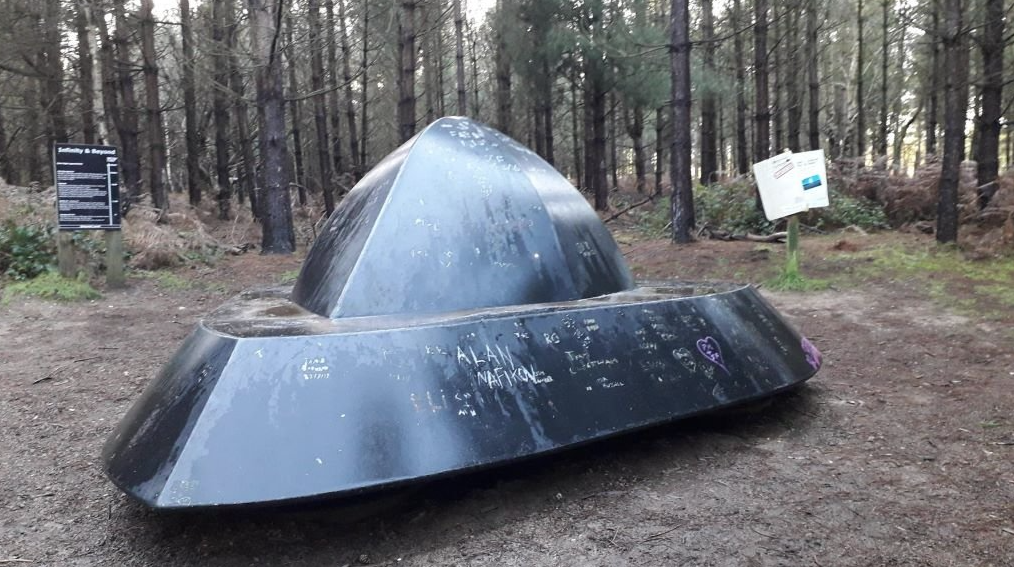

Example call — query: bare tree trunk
[325,0,344,181]
[655,107,666,196]
[249,0,296,254]
[626,106,646,193]
[397,0,418,142]
[878,0,889,157]
[308,0,335,215]
[785,7,802,152]
[671,0,693,243]
[359,0,370,166]
[140,0,168,212]
[76,2,97,144]
[112,0,141,208]
[855,0,866,161]
[772,2,784,152]
[806,0,820,151]
[470,26,480,118]
[699,0,717,184]
[753,0,770,162]
[891,16,909,173]
[40,0,68,150]
[85,0,110,143]
[181,0,202,207]
[570,69,582,188]
[494,3,512,136]
[422,2,437,125]
[926,2,940,156]
[337,0,361,176]
[733,0,748,173]
[225,0,256,214]
[284,17,306,206]
[937,0,967,244]
[453,0,467,115]
[609,92,618,188]
[0,109,13,183]
[975,0,1004,209]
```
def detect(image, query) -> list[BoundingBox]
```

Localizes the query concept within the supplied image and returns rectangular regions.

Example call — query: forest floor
[1,226,1013,566]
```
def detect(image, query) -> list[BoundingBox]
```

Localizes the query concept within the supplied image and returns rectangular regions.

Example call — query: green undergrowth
[831,244,1014,317]
[133,269,228,293]
[2,271,100,303]
[766,269,831,292]
[278,269,300,284]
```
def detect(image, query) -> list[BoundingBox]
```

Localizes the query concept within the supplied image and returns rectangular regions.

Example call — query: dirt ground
[1,231,1012,567]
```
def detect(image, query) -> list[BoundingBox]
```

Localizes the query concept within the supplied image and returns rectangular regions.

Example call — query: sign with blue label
[752,150,829,220]
[53,143,120,230]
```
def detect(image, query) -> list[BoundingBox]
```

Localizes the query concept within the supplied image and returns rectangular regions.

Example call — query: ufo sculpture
[103,117,821,509]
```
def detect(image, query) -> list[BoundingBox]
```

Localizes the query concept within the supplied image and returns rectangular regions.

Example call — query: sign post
[752,150,829,282]
[53,143,124,288]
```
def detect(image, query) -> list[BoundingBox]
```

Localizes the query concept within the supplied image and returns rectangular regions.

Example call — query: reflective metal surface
[103,117,821,509]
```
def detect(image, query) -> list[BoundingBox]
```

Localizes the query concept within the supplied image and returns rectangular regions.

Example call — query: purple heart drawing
[801,337,822,370]
[696,336,730,375]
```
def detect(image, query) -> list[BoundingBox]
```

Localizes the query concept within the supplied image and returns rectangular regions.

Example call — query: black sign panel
[53,143,120,230]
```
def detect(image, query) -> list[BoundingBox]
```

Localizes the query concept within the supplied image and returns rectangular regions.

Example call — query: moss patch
[3,272,100,303]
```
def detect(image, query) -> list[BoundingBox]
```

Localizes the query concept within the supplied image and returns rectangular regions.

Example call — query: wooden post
[785,215,801,278]
[105,230,125,288]
[57,231,76,278]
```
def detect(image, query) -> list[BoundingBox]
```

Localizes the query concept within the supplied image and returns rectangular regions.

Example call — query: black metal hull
[103,283,820,509]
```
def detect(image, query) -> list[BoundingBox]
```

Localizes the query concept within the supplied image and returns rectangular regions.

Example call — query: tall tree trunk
[494,1,512,136]
[785,7,802,152]
[772,2,784,152]
[453,0,467,115]
[585,75,608,210]
[284,16,306,206]
[249,0,296,254]
[84,0,110,143]
[733,0,748,173]
[308,0,335,215]
[337,0,361,176]
[699,0,717,184]
[937,0,967,244]
[541,59,555,165]
[855,0,866,161]
[570,69,582,189]
[359,0,370,166]
[891,16,909,173]
[98,10,120,147]
[228,0,258,215]
[76,2,97,144]
[753,0,770,162]
[422,2,437,125]
[325,0,344,181]
[609,92,618,188]
[670,0,693,243]
[181,0,202,207]
[626,106,646,193]
[470,26,480,117]
[806,0,820,151]
[926,2,940,156]
[655,107,666,196]
[0,109,13,183]
[975,0,1004,209]
[211,0,232,215]
[878,0,889,157]
[397,0,418,142]
[140,0,168,212]
[112,0,141,208]
[40,0,68,150]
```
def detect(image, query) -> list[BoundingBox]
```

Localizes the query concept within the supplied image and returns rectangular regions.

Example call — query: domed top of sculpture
[292,117,634,319]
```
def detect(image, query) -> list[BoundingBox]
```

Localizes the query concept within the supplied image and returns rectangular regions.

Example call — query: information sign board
[53,143,120,230]
[752,149,830,221]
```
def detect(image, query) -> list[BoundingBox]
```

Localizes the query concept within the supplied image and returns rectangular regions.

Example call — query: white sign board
[752,150,829,221]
